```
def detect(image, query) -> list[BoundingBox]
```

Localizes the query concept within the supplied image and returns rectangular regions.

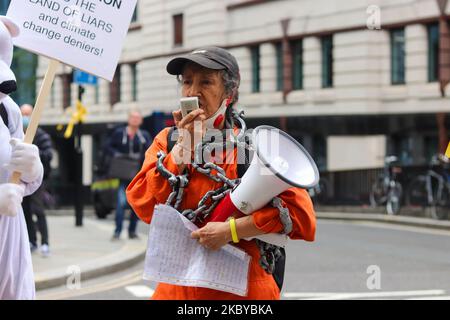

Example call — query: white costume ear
[0,16,19,38]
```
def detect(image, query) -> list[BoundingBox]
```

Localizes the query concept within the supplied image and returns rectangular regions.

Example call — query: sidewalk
[31,214,147,291]
[316,206,450,231]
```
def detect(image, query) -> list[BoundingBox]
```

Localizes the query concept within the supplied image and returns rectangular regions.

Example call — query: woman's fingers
[178,108,204,128]
[190,223,228,251]
[172,110,182,126]
[191,230,200,239]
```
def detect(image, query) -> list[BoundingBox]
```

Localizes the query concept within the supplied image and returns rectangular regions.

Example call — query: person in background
[104,109,152,240]
[20,104,53,257]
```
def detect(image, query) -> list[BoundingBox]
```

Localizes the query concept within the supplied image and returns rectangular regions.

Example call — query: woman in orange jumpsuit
[126,46,316,300]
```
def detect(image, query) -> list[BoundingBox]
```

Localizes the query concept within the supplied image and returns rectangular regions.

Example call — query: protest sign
[7,0,137,81]
[6,0,137,183]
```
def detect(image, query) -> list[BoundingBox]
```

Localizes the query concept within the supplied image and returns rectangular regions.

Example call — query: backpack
[0,102,8,129]
[166,126,286,291]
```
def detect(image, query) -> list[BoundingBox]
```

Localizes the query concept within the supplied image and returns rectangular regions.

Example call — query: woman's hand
[173,108,206,151]
[171,109,206,170]
[191,221,232,251]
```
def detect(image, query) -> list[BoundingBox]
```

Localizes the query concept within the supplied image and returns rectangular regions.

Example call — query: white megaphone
[205,125,319,247]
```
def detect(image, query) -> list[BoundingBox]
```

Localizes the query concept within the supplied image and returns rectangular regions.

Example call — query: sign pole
[10,59,60,184]
[75,85,85,227]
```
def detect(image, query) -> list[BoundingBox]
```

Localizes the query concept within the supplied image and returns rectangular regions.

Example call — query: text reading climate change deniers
[24,0,122,57]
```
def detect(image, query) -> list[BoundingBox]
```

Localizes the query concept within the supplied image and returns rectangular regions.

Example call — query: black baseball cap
[166,46,240,79]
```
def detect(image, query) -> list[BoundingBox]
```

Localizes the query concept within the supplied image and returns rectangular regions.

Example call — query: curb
[35,242,146,291]
[34,231,147,291]
[317,212,450,231]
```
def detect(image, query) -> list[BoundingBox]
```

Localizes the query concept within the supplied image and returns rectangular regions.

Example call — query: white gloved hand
[4,138,43,183]
[0,183,25,217]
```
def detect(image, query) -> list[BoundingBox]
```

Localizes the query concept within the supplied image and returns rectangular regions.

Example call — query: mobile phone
[180,97,199,118]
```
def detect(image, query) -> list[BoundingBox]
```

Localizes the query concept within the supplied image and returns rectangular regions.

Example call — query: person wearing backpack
[20,104,53,257]
[126,47,316,300]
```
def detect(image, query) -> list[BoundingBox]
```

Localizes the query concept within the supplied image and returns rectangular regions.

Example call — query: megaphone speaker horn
[206,125,320,226]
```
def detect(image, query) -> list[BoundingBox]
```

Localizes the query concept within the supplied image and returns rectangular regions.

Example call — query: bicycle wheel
[386,182,402,215]
[430,184,450,220]
[406,175,428,207]
[370,178,386,207]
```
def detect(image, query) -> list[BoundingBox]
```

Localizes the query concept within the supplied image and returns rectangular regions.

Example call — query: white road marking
[318,219,450,237]
[125,286,154,298]
[37,271,144,300]
[283,290,447,300]
[350,221,450,237]
[283,292,337,298]
[406,296,450,300]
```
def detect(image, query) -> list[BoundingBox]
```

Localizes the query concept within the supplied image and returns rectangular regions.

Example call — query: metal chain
[156,151,189,211]
[256,198,292,274]
[156,109,291,275]
[272,197,293,235]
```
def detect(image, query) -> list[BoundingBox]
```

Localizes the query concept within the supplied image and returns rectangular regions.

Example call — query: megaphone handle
[206,193,239,223]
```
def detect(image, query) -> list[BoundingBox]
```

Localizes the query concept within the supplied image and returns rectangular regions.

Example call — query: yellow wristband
[229,218,239,243]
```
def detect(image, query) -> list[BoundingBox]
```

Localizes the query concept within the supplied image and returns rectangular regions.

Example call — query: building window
[313,135,327,172]
[131,3,138,23]
[275,43,284,91]
[424,135,439,163]
[110,66,121,105]
[290,40,303,90]
[321,35,333,88]
[250,46,261,93]
[173,14,183,46]
[427,23,439,82]
[131,63,138,102]
[390,28,405,85]
[393,135,414,165]
[0,0,10,14]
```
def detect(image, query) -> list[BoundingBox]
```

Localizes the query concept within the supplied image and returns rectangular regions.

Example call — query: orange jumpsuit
[126,127,316,300]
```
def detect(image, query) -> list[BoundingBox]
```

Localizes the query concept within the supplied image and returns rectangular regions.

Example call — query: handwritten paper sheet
[143,204,251,296]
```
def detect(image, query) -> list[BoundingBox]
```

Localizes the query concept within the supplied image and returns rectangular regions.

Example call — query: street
[36,219,450,300]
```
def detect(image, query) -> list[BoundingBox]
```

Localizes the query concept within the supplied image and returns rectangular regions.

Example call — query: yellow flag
[59,101,88,139]
[445,141,450,158]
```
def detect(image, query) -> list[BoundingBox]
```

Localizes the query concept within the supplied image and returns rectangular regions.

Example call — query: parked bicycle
[370,156,403,215]
[406,154,450,220]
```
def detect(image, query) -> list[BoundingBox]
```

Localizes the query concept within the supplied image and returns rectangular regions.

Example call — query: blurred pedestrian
[20,104,53,257]
[104,109,152,240]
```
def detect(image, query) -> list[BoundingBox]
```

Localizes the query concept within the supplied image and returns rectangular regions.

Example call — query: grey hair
[219,70,240,105]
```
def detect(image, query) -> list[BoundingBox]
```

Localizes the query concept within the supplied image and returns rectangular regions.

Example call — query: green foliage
[11,48,38,106]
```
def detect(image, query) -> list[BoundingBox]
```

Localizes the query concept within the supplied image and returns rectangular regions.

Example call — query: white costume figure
[0,16,43,300]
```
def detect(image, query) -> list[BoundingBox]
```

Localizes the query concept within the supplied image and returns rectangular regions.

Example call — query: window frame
[173,14,184,47]
[131,63,138,102]
[290,39,303,90]
[390,28,406,85]
[275,42,284,92]
[251,46,261,93]
[321,35,334,88]
[427,23,439,83]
